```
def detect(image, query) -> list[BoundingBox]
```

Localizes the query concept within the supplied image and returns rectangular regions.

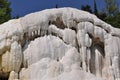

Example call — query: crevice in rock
[95,25,109,33]
[51,17,66,29]
[111,34,120,38]
[90,37,105,77]
[0,71,10,80]
[71,27,77,33]
[93,37,105,56]
[0,46,10,56]
[80,62,82,68]
[75,37,80,53]
[87,32,93,39]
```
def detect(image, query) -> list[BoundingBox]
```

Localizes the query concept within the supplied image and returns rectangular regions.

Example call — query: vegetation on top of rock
[81,0,120,28]
[0,0,120,28]
[0,0,11,24]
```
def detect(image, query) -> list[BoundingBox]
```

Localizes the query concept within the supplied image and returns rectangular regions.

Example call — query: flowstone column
[77,30,87,71]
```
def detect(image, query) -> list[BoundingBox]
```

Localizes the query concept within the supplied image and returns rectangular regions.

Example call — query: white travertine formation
[1,41,22,73]
[23,35,72,66]
[9,71,18,80]
[0,7,120,80]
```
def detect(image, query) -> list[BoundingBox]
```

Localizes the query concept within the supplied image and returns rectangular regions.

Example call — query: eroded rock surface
[0,8,120,80]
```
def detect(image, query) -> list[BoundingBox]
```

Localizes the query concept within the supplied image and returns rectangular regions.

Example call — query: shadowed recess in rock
[0,8,120,80]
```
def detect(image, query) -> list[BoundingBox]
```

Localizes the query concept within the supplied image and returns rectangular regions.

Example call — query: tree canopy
[0,0,11,24]
[0,0,120,28]
[81,5,92,13]
[94,0,98,16]
[104,0,119,16]
[81,0,120,28]
[103,0,120,28]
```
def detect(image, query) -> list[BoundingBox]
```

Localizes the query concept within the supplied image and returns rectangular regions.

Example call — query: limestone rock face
[23,35,72,66]
[1,41,22,73]
[9,71,18,80]
[0,8,120,80]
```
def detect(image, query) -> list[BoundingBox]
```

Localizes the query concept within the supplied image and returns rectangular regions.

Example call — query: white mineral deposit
[0,8,120,80]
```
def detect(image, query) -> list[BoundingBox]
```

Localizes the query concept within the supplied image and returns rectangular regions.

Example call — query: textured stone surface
[0,7,120,80]
[9,71,18,80]
[1,41,22,73]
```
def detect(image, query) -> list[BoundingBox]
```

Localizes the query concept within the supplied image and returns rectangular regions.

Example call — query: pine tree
[103,0,120,28]
[55,4,58,8]
[104,0,119,16]
[94,0,98,16]
[81,5,92,13]
[0,0,11,24]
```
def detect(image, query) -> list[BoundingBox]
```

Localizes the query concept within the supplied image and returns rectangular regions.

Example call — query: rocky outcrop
[0,8,120,80]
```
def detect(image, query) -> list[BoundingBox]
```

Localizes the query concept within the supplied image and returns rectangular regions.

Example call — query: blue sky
[8,0,120,17]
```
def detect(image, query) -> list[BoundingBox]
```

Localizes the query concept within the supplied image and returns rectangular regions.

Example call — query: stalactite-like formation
[0,8,120,80]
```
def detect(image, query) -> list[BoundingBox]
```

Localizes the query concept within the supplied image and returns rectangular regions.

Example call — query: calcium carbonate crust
[0,7,120,80]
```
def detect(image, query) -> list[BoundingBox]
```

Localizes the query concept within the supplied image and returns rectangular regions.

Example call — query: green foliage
[92,0,120,28]
[81,5,92,13]
[0,0,11,24]
[105,12,120,28]
[102,0,120,28]
[104,0,119,16]
[97,12,107,20]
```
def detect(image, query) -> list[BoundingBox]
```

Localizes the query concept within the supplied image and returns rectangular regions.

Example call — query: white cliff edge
[0,7,120,80]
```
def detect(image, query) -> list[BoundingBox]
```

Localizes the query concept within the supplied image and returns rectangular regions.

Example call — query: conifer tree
[104,0,118,16]
[0,0,11,24]
[94,0,98,16]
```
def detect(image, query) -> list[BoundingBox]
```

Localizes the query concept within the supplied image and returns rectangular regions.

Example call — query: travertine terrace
[0,8,120,80]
